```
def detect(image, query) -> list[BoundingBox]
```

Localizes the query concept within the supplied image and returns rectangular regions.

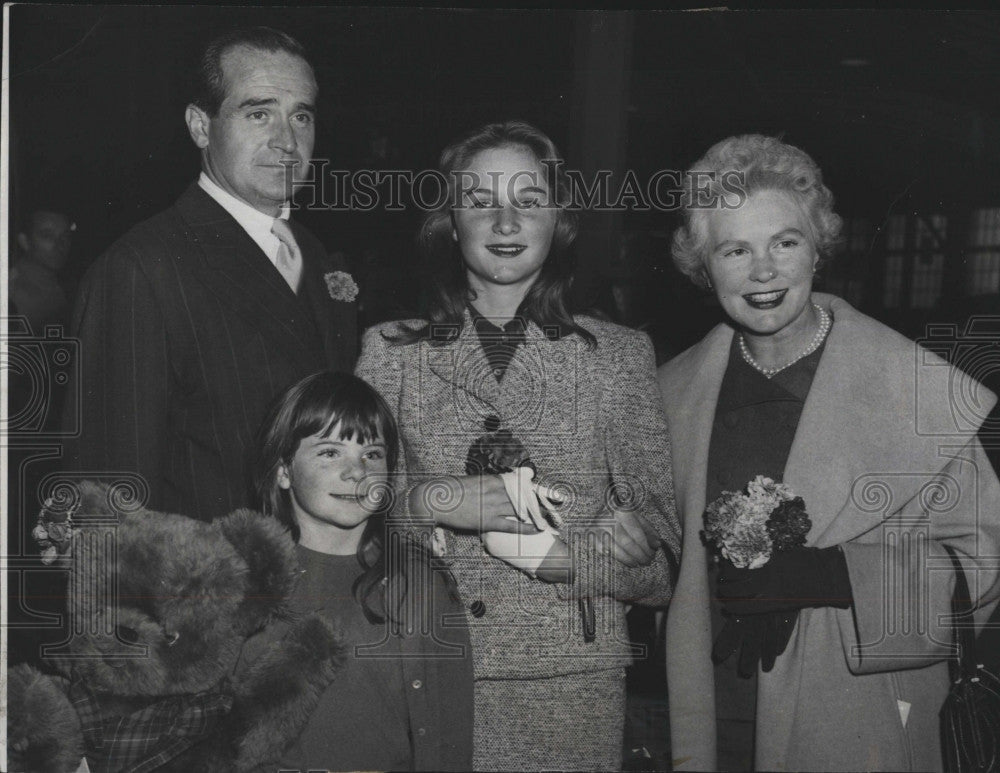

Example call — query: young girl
[250,370,473,772]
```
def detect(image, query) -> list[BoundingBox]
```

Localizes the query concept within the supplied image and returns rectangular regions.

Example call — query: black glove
[712,610,799,677]
[717,546,853,616]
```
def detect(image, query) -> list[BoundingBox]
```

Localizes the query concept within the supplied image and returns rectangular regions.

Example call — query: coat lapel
[174,185,324,373]
[659,323,733,772]
[294,223,358,372]
[781,293,985,547]
[297,237,339,369]
[661,323,733,519]
[419,316,588,447]
[494,324,573,440]
[664,293,969,550]
[420,319,500,437]
[423,314,502,415]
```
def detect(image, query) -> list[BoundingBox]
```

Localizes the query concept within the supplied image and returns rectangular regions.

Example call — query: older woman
[659,134,1000,772]
[356,121,680,771]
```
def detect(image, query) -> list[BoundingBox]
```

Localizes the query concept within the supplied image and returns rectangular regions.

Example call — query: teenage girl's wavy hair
[252,371,424,624]
[390,120,596,348]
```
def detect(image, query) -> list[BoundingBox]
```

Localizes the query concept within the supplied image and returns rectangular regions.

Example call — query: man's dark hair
[192,26,311,116]
[15,200,73,236]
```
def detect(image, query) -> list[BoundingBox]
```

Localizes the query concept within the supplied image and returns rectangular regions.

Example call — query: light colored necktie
[270,217,302,293]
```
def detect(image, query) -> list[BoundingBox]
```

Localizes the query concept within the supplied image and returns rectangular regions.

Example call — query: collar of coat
[658,292,998,547]
[420,308,583,438]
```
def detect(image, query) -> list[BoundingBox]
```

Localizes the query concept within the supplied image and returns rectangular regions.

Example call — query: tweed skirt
[473,668,625,772]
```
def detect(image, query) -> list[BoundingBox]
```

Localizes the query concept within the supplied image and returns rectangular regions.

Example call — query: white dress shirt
[197,172,291,267]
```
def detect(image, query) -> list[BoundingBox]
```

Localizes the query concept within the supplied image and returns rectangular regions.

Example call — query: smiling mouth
[486,244,527,257]
[743,289,788,309]
[329,491,385,504]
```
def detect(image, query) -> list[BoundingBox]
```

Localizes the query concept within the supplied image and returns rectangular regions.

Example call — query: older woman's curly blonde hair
[671,134,843,289]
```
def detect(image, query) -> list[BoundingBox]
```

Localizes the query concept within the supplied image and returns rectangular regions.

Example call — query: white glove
[486,467,565,577]
[499,466,563,532]
[482,521,560,578]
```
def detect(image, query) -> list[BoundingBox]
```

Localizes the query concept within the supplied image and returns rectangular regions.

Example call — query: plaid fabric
[70,675,233,773]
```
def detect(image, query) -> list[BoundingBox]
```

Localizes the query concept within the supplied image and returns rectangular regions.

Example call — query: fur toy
[8,480,344,773]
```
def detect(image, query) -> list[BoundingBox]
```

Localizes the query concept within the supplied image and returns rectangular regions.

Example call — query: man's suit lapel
[292,221,356,373]
[174,185,325,372]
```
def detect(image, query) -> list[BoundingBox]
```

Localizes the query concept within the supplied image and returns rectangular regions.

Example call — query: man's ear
[16,232,30,254]
[185,104,211,149]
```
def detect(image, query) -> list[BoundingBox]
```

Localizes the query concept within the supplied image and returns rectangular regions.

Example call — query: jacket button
[416,727,427,737]
[469,600,486,617]
[412,679,423,689]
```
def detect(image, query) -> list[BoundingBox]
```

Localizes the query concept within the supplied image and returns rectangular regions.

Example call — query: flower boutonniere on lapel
[324,271,359,302]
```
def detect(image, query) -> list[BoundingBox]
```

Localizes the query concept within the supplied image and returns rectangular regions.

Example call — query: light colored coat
[356,312,681,680]
[658,294,1000,772]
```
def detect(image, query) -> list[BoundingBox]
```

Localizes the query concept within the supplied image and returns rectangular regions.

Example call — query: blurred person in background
[10,204,75,332]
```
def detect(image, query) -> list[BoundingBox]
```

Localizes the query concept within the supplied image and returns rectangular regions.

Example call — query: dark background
[10,7,1000,344]
[7,7,1000,770]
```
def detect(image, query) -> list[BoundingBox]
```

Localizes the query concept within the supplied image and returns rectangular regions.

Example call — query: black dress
[705,333,827,772]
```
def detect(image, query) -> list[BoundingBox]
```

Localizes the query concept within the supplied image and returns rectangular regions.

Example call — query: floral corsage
[465,417,533,476]
[324,271,359,302]
[701,475,811,569]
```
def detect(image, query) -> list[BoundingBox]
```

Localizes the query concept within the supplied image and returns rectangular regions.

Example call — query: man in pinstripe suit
[63,28,357,520]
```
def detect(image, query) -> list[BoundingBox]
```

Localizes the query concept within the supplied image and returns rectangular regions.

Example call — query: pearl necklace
[738,303,831,378]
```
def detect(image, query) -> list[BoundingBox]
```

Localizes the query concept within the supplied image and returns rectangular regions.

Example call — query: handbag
[940,545,1000,772]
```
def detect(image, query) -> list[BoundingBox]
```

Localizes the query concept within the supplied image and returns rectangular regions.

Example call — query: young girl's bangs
[317,402,385,447]
[289,374,399,471]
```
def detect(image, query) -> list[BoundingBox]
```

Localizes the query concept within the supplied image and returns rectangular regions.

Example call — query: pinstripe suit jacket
[63,184,357,520]
[356,312,681,680]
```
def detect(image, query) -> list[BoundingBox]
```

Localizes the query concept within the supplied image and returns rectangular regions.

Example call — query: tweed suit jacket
[63,184,357,521]
[659,294,1000,772]
[356,312,681,680]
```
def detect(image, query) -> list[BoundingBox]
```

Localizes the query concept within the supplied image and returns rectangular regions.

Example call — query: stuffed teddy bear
[8,480,344,773]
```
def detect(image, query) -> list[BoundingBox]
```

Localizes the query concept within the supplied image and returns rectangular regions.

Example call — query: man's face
[18,211,73,271]
[199,46,317,216]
